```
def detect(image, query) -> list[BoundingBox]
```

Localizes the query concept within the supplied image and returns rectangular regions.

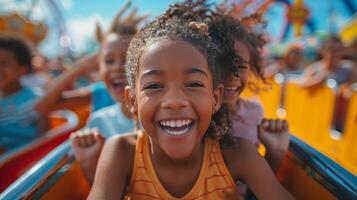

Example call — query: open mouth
[224,86,240,95]
[110,78,126,90]
[159,119,193,136]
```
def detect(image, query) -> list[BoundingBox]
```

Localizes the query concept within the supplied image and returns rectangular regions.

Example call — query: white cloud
[0,0,50,22]
[0,0,29,14]
[60,0,74,10]
[30,4,48,21]
[66,15,110,53]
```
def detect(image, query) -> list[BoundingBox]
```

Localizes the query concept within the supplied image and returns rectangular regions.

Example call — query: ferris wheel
[225,0,357,41]
[0,0,73,57]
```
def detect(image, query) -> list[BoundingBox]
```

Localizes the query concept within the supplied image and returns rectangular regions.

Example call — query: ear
[212,83,224,113]
[124,85,137,115]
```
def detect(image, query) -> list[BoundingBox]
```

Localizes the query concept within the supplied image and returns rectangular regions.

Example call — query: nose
[113,61,125,71]
[161,84,189,110]
[108,62,126,76]
[225,71,241,82]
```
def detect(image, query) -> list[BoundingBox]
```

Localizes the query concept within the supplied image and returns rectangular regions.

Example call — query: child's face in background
[32,54,49,73]
[321,40,344,67]
[0,48,27,92]
[285,47,303,70]
[133,39,222,159]
[99,33,132,102]
[222,40,250,108]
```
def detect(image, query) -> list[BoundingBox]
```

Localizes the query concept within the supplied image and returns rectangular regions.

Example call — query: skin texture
[135,39,221,160]
[88,39,294,200]
[223,40,289,173]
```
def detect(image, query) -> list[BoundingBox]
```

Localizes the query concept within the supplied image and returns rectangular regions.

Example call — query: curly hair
[125,1,236,144]
[150,1,269,148]
[0,35,33,72]
[95,0,149,42]
[125,5,220,90]
[210,14,266,81]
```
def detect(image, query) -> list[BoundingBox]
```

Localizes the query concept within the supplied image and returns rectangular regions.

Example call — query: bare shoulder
[101,132,138,173]
[88,132,138,200]
[222,138,262,181]
[106,132,137,152]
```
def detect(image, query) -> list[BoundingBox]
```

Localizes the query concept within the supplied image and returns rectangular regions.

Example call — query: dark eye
[143,83,162,90]
[105,58,114,65]
[186,81,204,88]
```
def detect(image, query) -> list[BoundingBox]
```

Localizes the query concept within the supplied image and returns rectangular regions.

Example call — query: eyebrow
[140,69,163,80]
[185,67,208,77]
[140,67,208,78]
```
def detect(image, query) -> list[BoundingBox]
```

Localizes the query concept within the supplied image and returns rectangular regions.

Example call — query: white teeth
[112,79,124,84]
[159,120,193,136]
[165,126,190,136]
[225,87,237,90]
[159,119,192,128]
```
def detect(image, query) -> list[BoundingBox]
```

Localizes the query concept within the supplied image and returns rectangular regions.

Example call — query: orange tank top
[124,132,242,200]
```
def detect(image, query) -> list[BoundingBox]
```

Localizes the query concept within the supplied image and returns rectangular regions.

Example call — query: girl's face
[223,40,250,108]
[129,39,222,159]
[0,48,26,92]
[99,33,132,102]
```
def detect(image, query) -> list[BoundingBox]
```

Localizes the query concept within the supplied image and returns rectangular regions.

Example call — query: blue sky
[63,0,175,19]
[1,0,356,57]
[58,0,190,56]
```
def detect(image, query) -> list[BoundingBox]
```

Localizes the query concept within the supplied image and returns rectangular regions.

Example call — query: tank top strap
[204,138,238,191]
[127,131,147,194]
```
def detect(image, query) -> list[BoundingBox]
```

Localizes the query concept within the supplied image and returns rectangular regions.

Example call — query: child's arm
[88,134,136,200]
[258,118,289,173]
[224,139,295,200]
[293,65,326,87]
[70,128,105,184]
[33,54,98,116]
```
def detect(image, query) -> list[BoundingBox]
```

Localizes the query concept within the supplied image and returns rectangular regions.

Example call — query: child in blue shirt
[0,36,48,151]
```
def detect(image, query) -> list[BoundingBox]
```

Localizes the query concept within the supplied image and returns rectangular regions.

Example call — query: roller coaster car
[0,136,355,200]
[0,110,78,193]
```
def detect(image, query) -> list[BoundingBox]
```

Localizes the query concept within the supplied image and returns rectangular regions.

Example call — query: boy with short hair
[0,36,48,151]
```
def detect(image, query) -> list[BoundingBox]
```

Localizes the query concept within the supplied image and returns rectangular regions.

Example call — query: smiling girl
[88,2,294,200]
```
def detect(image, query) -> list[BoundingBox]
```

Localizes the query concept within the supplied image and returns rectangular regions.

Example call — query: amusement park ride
[0,0,72,56]
[0,0,356,199]
[0,12,47,45]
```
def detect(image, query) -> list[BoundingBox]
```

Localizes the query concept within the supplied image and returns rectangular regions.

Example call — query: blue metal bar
[0,142,71,200]
[289,135,357,199]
